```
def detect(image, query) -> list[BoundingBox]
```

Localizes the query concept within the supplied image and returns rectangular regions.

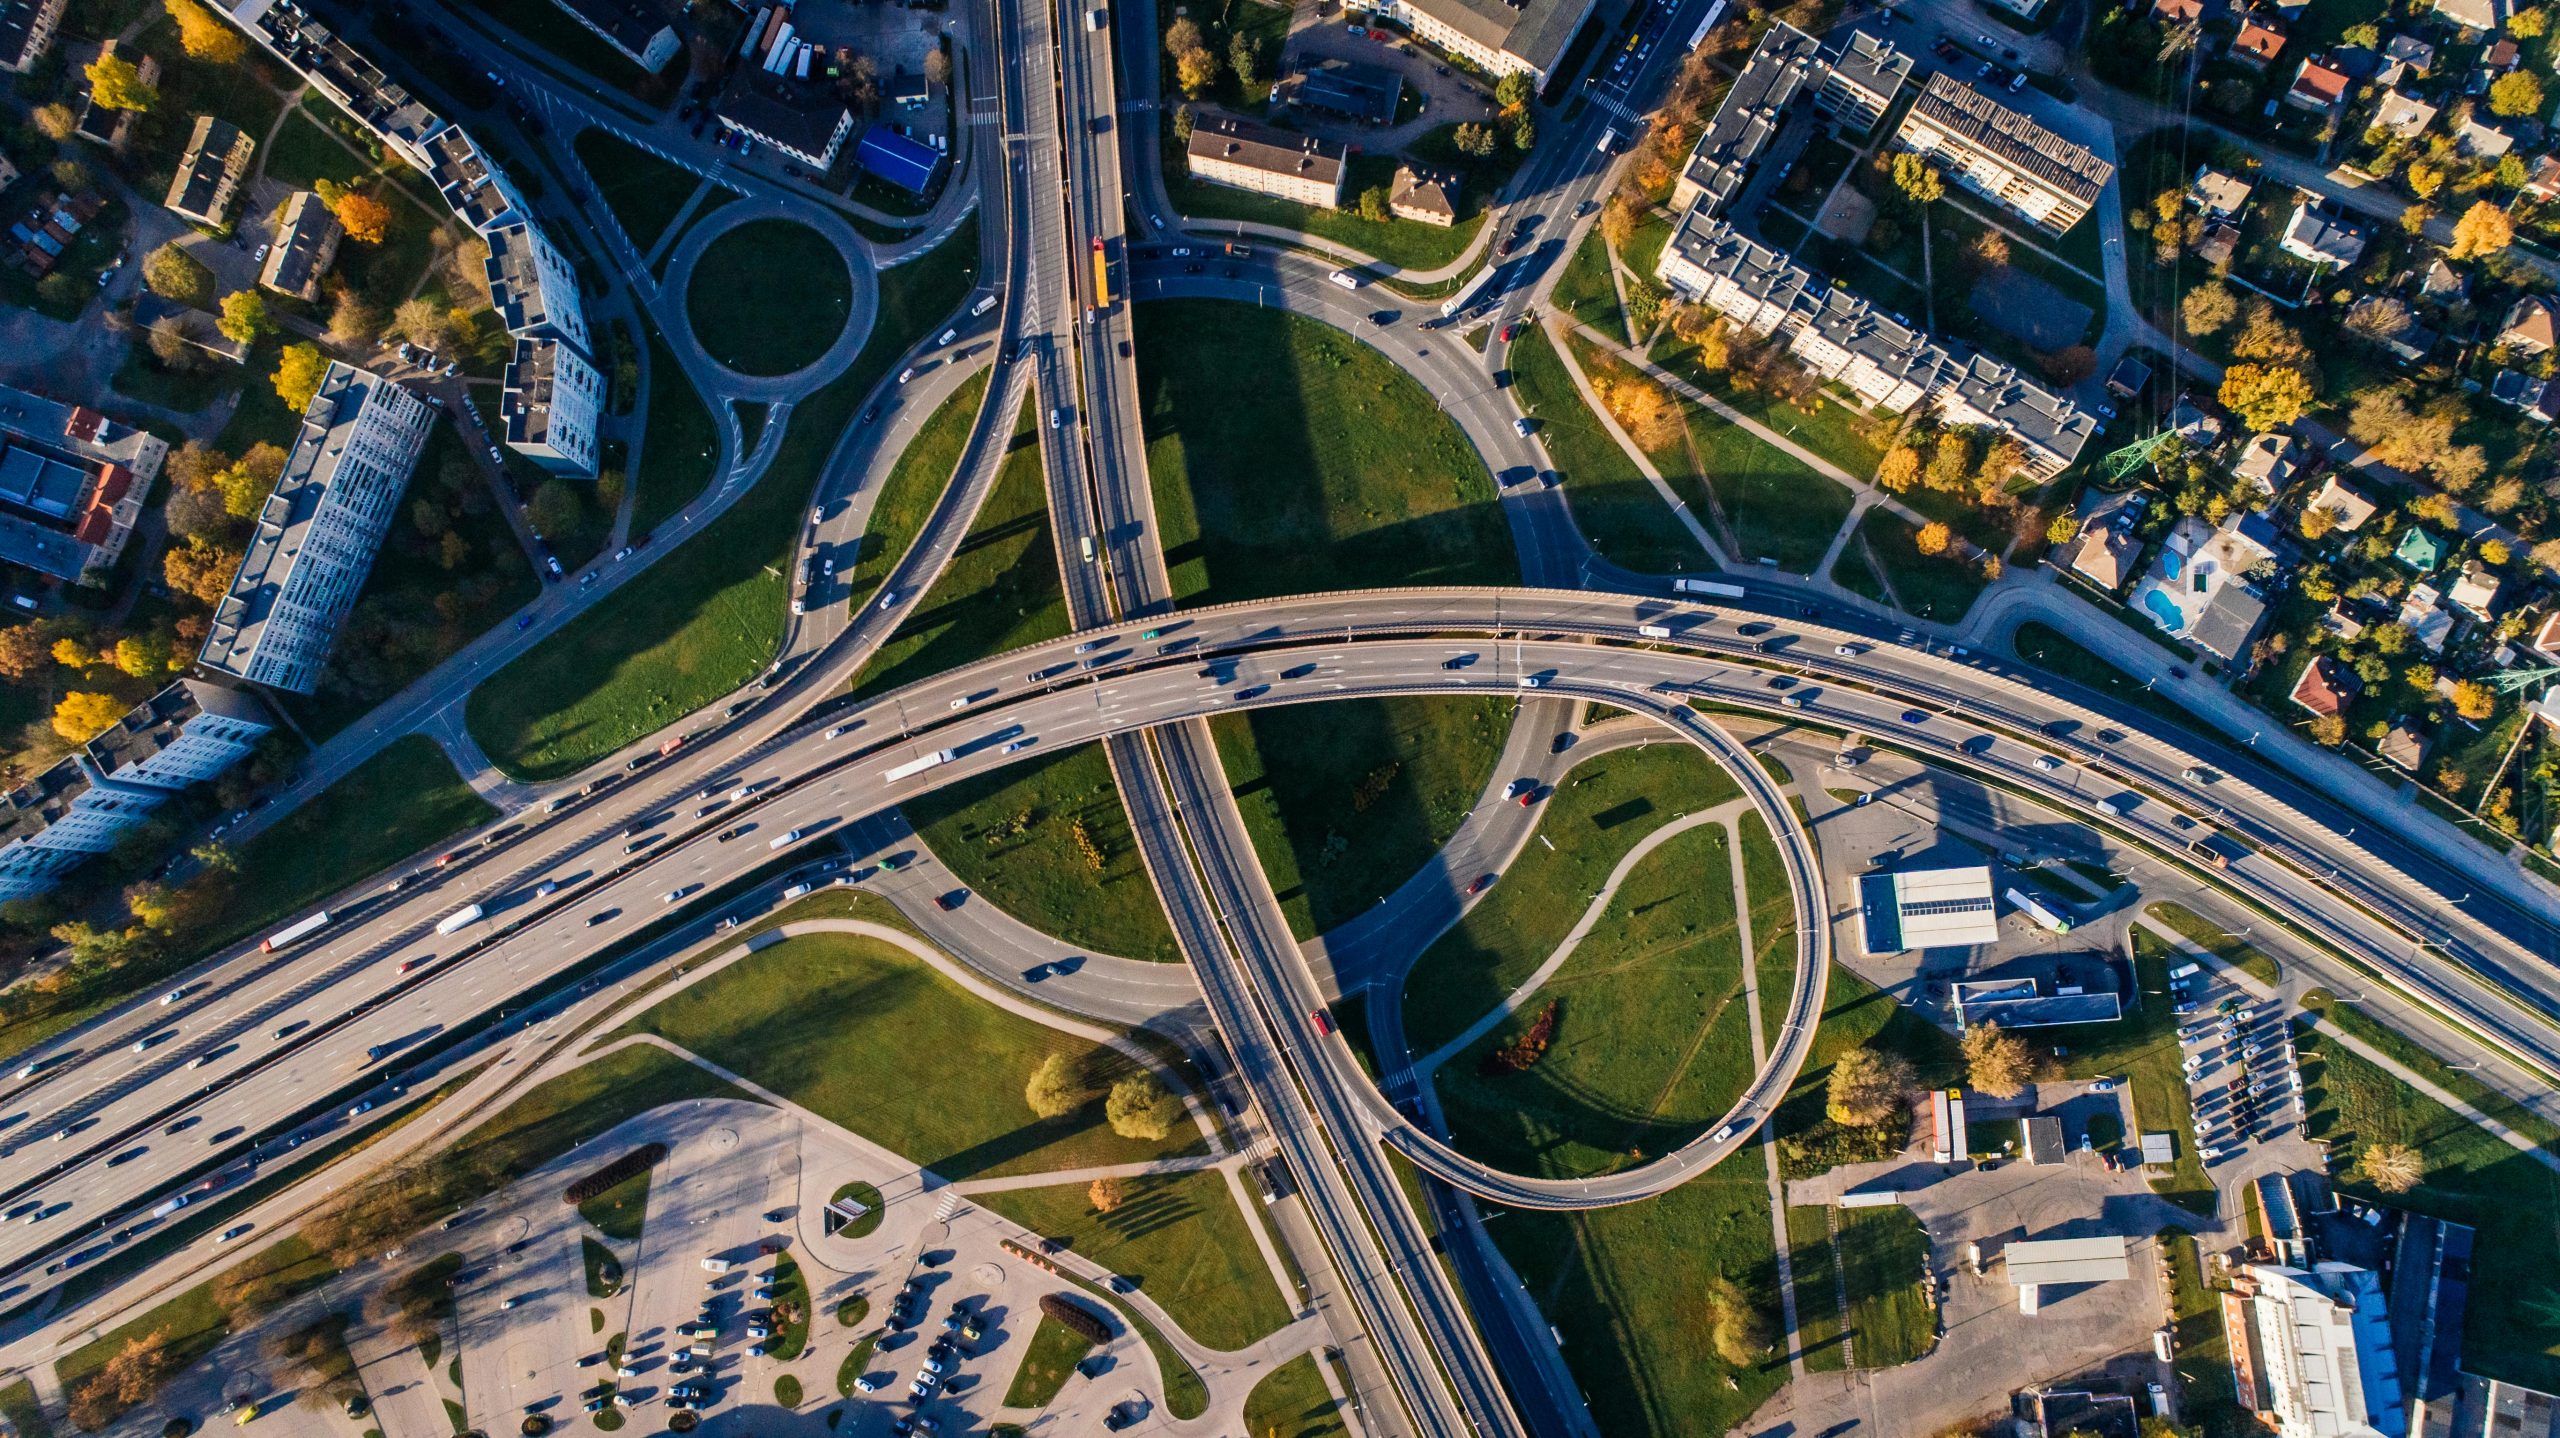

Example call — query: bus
[1090,237,1116,309]
[1674,577,1747,598]
[1687,0,1727,48]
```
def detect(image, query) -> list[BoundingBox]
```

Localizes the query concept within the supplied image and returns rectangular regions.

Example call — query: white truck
[883,749,957,782]
[433,904,484,935]
[1673,578,1747,598]
[261,911,331,952]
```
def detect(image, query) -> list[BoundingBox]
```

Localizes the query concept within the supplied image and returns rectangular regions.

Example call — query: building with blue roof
[858,127,943,195]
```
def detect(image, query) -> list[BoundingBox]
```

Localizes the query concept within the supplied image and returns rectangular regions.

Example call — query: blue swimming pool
[2143,588,2185,632]
[2160,549,2185,581]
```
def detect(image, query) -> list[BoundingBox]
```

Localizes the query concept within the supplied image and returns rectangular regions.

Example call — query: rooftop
[259,190,339,298]
[1280,61,1403,123]
[1185,111,1347,186]
[1394,0,1594,75]
[1679,24,1824,216]
[2006,1235,2134,1284]
[1908,72,2114,207]
[1858,865,2000,953]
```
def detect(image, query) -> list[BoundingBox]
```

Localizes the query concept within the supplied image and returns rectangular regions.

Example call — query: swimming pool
[2142,588,2186,632]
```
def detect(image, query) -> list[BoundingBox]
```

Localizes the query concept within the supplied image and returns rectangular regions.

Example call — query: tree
[2219,364,2314,430]
[85,51,159,112]
[67,1329,178,1431]
[1164,17,1203,55]
[217,444,286,518]
[2492,69,2544,118]
[2309,713,2346,746]
[1600,195,1640,248]
[147,315,196,369]
[394,296,458,354]
[1174,44,1220,97]
[2433,444,2488,493]
[923,47,952,87]
[1704,1275,1773,1366]
[51,157,91,193]
[2047,512,2081,547]
[273,343,328,412]
[112,633,175,679]
[1960,1022,2034,1098]
[1876,446,1920,493]
[1600,374,1682,449]
[1825,1046,1914,1127]
[2359,1141,2424,1193]
[1105,1073,1180,1141]
[167,0,245,63]
[1025,1053,1081,1118]
[1914,521,1953,557]
[2516,4,2551,33]
[2481,537,2513,567]
[2180,280,2238,337]
[1966,227,2012,271]
[1510,115,1536,151]
[2300,504,2340,541]
[216,289,270,347]
[327,292,383,346]
[333,192,393,246]
[51,635,93,670]
[1495,72,1533,111]
[1890,152,1944,205]
[1454,122,1498,158]
[2451,200,2514,260]
[1087,1176,1128,1213]
[32,102,76,142]
[142,243,213,307]
[2342,20,2381,46]
[1358,185,1390,222]
[53,692,124,742]
[528,480,583,540]
[0,624,49,682]
[2453,679,2497,721]
[1227,30,1259,84]
[2345,295,2411,342]
[2406,160,2446,198]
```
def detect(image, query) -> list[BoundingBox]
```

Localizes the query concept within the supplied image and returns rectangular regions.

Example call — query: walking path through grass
[973,1168,1295,1353]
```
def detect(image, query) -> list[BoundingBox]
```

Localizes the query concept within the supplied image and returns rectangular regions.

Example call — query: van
[1598,126,1622,153]
[1079,536,1095,563]
[783,882,814,900]
[1087,6,1105,27]
[1327,269,1361,290]
[701,1257,731,1273]
[1637,624,1671,639]
[972,293,999,316]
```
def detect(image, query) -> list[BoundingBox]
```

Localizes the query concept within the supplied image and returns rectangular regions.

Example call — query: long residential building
[546,0,682,73]
[1656,211,2095,473]
[1184,111,1348,209]
[197,363,437,694]
[486,220,591,356]
[1673,25,1913,215]
[1365,0,1597,83]
[0,680,274,901]
[500,336,605,479]
[1892,72,2114,234]
[0,0,65,73]
[0,385,164,583]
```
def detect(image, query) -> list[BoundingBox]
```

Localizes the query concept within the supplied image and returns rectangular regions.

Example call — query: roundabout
[660,203,883,399]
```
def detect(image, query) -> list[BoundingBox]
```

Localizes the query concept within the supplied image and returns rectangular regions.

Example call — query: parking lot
[2174,968,2306,1165]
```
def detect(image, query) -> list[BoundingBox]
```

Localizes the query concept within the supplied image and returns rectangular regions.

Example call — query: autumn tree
[2406,159,2447,198]
[273,343,328,412]
[1913,522,1953,558]
[1825,1046,1915,1127]
[923,46,952,87]
[0,623,49,681]
[166,537,242,604]
[2219,363,2314,430]
[2453,680,2497,721]
[1454,122,1498,158]
[67,1329,178,1431]
[2492,69,2544,117]
[1105,1072,1180,1141]
[1174,44,1220,97]
[1025,1053,1081,1118]
[216,443,286,518]
[2048,512,2081,546]
[1087,1176,1128,1213]
[217,289,270,346]
[394,296,458,355]
[1876,446,1920,492]
[333,191,393,246]
[1600,373,1682,449]
[1164,17,1202,54]
[2358,1141,2423,1193]
[2452,200,2514,260]
[53,691,124,743]
[85,51,159,112]
[1704,1275,1773,1366]
[112,632,175,679]
[31,101,75,141]
[143,242,213,307]
[167,0,246,63]
[2309,713,2347,746]
[1890,152,1944,205]
[1228,30,1260,83]
[1961,1022,2034,1098]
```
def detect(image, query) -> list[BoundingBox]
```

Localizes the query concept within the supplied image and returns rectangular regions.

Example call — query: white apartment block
[486,219,591,355]
[1185,112,1348,209]
[1892,73,2114,234]
[502,336,605,479]
[425,124,534,234]
[87,680,275,789]
[198,363,437,695]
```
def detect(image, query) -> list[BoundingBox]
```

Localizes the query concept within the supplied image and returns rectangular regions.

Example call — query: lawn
[262,101,376,191]
[1208,696,1511,940]
[1400,742,1742,1057]
[1434,821,1751,1180]
[574,129,701,254]
[1553,228,1624,335]
[685,220,853,377]
[1834,1204,1934,1367]
[902,742,1181,963]
[2042,933,2215,1212]
[1242,1354,1348,1438]
[577,1167,652,1244]
[1001,1315,1095,1407]
[1846,508,1988,623]
[1510,324,1709,576]
[1651,330,1890,485]
[1771,964,1962,1178]
[612,929,1203,1179]
[1491,1169,1788,1438]
[447,0,679,105]
[1136,300,1516,606]
[2147,902,2280,987]
[0,1379,49,1438]
[466,218,978,781]
[1682,400,1856,574]
[201,736,495,954]
[1786,1206,1847,1372]
[2316,1001,2560,1151]
[853,394,1062,695]
[2011,621,2209,740]
[976,1170,1294,1351]
[842,369,991,613]
[583,1234,623,1297]
[629,327,720,535]
[769,1252,812,1359]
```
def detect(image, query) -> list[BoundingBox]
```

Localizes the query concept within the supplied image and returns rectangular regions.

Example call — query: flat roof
[857,126,943,193]
[1861,865,2000,953]
[2006,1236,2133,1285]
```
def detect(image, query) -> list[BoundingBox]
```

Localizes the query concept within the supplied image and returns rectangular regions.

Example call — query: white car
[217,1223,254,1243]
[897,367,918,384]
[855,1375,883,1394]
[1001,738,1033,754]
[770,829,806,849]
[938,328,957,345]
[879,589,902,609]
[948,696,974,710]
[1833,643,1861,656]
[2198,1145,2226,1161]
[827,725,854,739]
[2033,755,2063,772]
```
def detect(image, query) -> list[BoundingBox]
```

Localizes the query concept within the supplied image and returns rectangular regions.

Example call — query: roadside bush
[1039,1292,1111,1345]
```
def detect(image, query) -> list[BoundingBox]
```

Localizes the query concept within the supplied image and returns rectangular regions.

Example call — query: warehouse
[1858,865,2001,954]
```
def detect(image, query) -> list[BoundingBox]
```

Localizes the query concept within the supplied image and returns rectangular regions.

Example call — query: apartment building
[424,124,533,234]
[259,190,343,301]
[1820,28,1914,133]
[1184,112,1348,209]
[1892,72,2113,234]
[547,0,681,72]
[1672,24,1910,214]
[165,116,256,228]
[0,385,165,583]
[0,0,66,73]
[198,363,437,694]
[1364,0,1597,84]
[1389,164,1462,226]
[245,0,443,169]
[486,219,591,356]
[86,680,275,790]
[500,336,605,479]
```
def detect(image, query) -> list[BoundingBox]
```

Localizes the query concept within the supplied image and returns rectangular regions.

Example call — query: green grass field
[1683,403,1856,574]
[1001,1315,1095,1407]
[1848,509,1988,623]
[1491,1170,1787,1438]
[1737,813,1801,1052]
[1553,229,1624,335]
[0,1379,49,1438]
[1137,300,1517,606]
[1835,1204,1934,1366]
[467,219,978,780]
[1242,1354,1349,1438]
[903,742,1180,963]
[977,1170,1294,1351]
[630,327,720,536]
[577,1168,652,1244]
[2146,902,2280,987]
[1401,742,1741,1056]
[842,369,991,613]
[854,394,1060,694]
[1434,821,1750,1180]
[613,929,1201,1178]
[1209,696,1511,940]
[574,129,701,254]
[2044,934,2214,1211]
[1786,1206,1847,1371]
[686,220,855,377]
[1511,325,1707,575]
[2163,1228,2250,1438]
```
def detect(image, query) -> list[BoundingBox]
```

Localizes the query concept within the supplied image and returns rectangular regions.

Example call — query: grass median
[1738,812,1801,1052]
[1243,1354,1349,1438]
[612,928,1202,1178]
[1511,324,1703,575]
[977,1169,1293,1352]
[841,369,991,614]
[630,327,720,535]
[467,218,978,780]
[2146,902,2281,987]
[1001,1315,1094,1407]
[687,220,856,377]
[575,129,701,254]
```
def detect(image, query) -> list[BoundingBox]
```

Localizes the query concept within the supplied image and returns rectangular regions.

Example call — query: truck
[2096,791,2140,818]
[260,911,332,953]
[2187,835,2229,869]
[1673,577,1747,598]
[883,749,957,782]
[1439,264,1502,319]
[658,733,687,759]
[434,903,484,935]
[1090,236,1116,309]
[2004,886,2076,934]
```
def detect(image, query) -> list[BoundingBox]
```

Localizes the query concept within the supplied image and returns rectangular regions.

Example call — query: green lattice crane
[2100,429,2178,484]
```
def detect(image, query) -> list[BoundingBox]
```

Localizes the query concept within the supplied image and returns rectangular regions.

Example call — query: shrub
[1039,1292,1112,1344]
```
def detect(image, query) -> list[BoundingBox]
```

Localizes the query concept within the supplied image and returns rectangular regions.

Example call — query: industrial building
[1952,977,2124,1028]
[856,127,945,196]
[0,385,164,584]
[197,363,437,695]
[719,86,856,170]
[500,336,605,479]
[1185,111,1348,210]
[1857,865,2002,954]
[2226,1263,2409,1438]
[2004,1236,2132,1313]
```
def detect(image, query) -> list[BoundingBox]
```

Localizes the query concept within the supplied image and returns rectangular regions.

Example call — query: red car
[1311,1009,1334,1036]
[1466,874,1494,895]
[1500,322,1521,342]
